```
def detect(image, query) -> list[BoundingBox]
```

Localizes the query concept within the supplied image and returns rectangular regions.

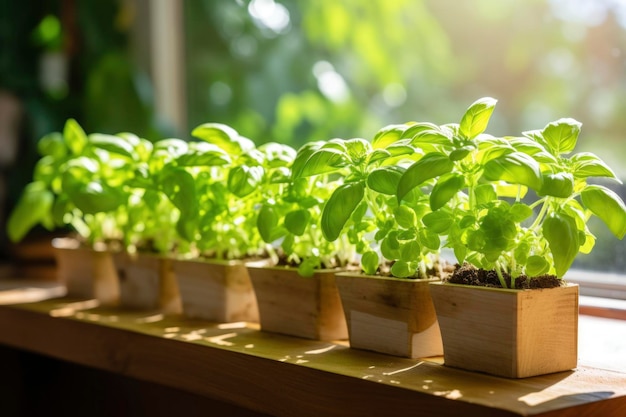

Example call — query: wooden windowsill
[0,281,625,417]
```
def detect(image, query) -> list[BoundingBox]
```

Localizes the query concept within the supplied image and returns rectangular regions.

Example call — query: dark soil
[447,263,564,289]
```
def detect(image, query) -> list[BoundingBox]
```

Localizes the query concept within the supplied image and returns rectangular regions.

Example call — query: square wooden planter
[335,273,443,359]
[429,282,579,378]
[52,238,119,305]
[172,258,259,323]
[247,264,348,341]
[114,252,181,314]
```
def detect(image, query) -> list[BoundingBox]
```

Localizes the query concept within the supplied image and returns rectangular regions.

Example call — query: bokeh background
[1,0,624,271]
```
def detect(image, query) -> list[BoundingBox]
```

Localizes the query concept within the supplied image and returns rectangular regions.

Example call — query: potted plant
[248,140,358,341]
[105,134,201,313]
[399,97,626,377]
[158,123,287,323]
[7,119,129,304]
[291,132,450,357]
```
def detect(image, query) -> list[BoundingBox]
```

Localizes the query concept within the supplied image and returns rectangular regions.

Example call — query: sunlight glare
[313,61,350,103]
[382,83,407,108]
[248,0,290,34]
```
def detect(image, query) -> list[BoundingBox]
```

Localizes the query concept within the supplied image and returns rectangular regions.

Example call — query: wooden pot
[247,264,348,341]
[52,238,119,305]
[114,252,181,314]
[429,281,579,378]
[172,258,259,323]
[335,273,443,359]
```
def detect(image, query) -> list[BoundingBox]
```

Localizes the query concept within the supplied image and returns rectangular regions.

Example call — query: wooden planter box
[335,273,443,359]
[52,238,119,305]
[172,258,259,323]
[247,264,348,341]
[429,282,579,378]
[114,252,181,314]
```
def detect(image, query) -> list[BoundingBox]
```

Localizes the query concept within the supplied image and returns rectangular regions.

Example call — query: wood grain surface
[0,283,624,417]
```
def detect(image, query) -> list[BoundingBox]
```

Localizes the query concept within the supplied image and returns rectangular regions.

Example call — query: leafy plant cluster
[297,98,625,285]
[8,98,626,284]
[7,119,354,277]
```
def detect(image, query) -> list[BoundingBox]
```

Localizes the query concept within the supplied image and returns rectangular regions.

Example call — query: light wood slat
[0,286,624,416]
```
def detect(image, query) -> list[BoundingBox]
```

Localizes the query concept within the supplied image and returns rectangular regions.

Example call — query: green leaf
[385,141,417,157]
[482,152,542,191]
[176,215,198,242]
[290,141,323,178]
[397,153,454,202]
[367,166,403,195]
[176,142,232,167]
[419,228,440,250]
[322,139,348,153]
[372,124,406,149]
[526,255,550,277]
[227,165,264,198]
[409,126,454,147]
[542,213,580,277]
[361,251,379,275]
[191,123,254,155]
[430,173,465,211]
[344,138,371,164]
[542,118,581,155]
[69,181,126,214]
[538,172,574,198]
[321,182,365,241]
[298,148,348,177]
[7,182,54,242]
[285,209,310,236]
[390,260,413,278]
[459,97,497,140]
[508,137,558,164]
[88,133,134,159]
[401,122,441,139]
[381,235,400,259]
[367,149,392,166]
[449,146,474,161]
[298,257,319,277]
[474,184,497,206]
[38,132,67,159]
[63,118,88,155]
[570,152,619,180]
[347,201,366,224]
[514,242,530,265]
[459,215,476,228]
[394,205,417,229]
[510,203,533,222]
[153,139,189,159]
[581,185,626,239]
[400,240,420,262]
[159,168,197,218]
[453,244,467,264]
[422,211,453,234]
[257,205,280,243]
[258,142,297,167]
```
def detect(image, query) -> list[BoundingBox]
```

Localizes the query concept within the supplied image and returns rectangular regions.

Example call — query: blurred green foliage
[185,0,626,173]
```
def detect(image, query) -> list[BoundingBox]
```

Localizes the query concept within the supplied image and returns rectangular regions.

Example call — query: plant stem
[495,261,508,288]
[529,199,549,231]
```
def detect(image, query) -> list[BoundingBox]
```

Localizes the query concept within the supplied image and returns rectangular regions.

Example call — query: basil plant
[256,140,358,277]
[397,97,626,287]
[289,130,447,279]
[7,119,131,248]
[149,123,295,261]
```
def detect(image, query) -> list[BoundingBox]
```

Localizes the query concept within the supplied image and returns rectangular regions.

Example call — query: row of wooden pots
[52,238,579,379]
